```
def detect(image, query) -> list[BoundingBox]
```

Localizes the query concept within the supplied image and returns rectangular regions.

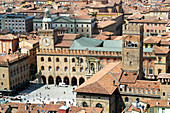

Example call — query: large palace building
[36,9,170,86]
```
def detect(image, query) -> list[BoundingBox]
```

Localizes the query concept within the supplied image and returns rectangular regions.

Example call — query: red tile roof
[153,45,169,54]
[74,62,122,95]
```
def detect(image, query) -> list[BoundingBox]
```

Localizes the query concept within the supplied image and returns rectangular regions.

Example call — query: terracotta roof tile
[74,62,122,95]
[153,45,169,54]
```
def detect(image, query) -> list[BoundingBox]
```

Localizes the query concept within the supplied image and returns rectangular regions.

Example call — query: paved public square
[5,83,77,106]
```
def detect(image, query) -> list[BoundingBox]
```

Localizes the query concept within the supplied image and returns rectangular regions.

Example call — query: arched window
[56,66,60,71]
[64,58,67,62]
[41,66,44,70]
[65,67,68,71]
[72,67,76,72]
[158,69,162,74]
[80,58,83,63]
[56,58,59,62]
[41,57,44,61]
[72,58,75,62]
[2,74,5,78]
[48,57,51,62]
[125,97,129,102]
[96,103,102,108]
[48,66,52,71]
[80,67,83,72]
[136,98,139,103]
[149,67,153,75]
[82,102,88,107]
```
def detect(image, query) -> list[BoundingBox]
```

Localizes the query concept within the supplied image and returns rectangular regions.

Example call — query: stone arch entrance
[79,77,85,85]
[41,76,46,84]
[56,76,62,85]
[48,76,54,84]
[71,77,77,86]
[64,76,69,85]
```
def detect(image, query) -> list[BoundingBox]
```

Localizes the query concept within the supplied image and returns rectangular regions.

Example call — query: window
[155,23,157,26]
[150,108,154,113]
[158,69,162,74]
[48,57,51,62]
[72,67,76,72]
[64,58,67,62]
[87,29,89,32]
[80,67,83,72]
[80,58,83,63]
[87,25,88,27]
[149,59,152,63]
[81,25,83,27]
[2,74,5,78]
[125,97,129,102]
[1,82,3,85]
[71,29,73,32]
[147,23,149,26]
[41,66,44,70]
[100,58,103,62]
[56,66,60,71]
[96,103,102,108]
[147,29,149,32]
[72,58,75,62]
[151,44,153,48]
[158,57,162,63]
[56,58,59,62]
[20,66,22,72]
[41,57,44,61]
[100,66,103,70]
[136,98,139,103]
[82,29,83,32]
[143,68,146,74]
[114,59,117,62]
[26,64,28,69]
[64,67,68,71]
[149,67,153,75]
[49,66,52,71]
[82,102,88,107]
[145,44,148,48]
[162,108,165,113]
[107,58,110,62]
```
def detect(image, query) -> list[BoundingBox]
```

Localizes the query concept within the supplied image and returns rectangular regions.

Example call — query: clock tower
[38,8,58,50]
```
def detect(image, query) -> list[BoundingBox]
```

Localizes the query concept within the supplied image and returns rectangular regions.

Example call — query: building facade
[0,53,29,95]
[4,14,34,34]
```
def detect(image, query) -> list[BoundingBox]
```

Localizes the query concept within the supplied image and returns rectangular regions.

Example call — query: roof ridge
[95,62,121,82]
[96,81,110,94]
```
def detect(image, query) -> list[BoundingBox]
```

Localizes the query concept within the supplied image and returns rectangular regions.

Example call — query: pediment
[53,17,72,23]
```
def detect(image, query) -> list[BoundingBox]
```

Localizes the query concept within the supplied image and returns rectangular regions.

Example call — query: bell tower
[38,8,58,50]
[122,25,144,79]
